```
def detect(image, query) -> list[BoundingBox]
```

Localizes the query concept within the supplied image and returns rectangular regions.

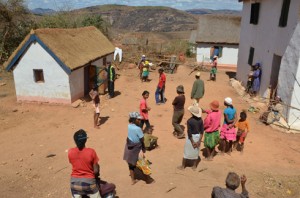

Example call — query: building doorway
[84,65,97,95]
[270,54,282,98]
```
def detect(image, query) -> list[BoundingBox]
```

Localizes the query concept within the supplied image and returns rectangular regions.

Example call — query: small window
[33,69,44,83]
[279,0,291,27]
[250,3,260,25]
[248,47,255,65]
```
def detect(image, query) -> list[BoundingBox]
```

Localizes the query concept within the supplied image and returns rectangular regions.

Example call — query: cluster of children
[203,97,250,161]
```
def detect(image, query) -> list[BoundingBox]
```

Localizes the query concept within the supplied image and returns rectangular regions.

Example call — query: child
[245,67,254,94]
[234,111,250,152]
[210,66,217,81]
[142,62,150,82]
[144,132,158,151]
[210,56,218,81]
[140,90,151,132]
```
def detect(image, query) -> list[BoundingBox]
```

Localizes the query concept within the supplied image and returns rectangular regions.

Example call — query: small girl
[140,90,151,132]
[234,111,250,152]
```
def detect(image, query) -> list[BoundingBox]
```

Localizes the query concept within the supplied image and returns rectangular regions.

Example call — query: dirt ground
[1,64,300,198]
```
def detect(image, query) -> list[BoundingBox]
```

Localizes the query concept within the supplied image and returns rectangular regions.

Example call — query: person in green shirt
[191,72,205,106]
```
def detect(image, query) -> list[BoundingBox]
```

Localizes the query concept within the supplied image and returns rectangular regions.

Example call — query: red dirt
[0,65,300,198]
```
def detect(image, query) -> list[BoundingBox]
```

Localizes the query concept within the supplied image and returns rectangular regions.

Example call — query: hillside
[72,5,199,32]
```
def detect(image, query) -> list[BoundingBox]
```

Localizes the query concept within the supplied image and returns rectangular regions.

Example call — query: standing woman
[178,105,204,170]
[123,112,146,185]
[252,63,261,96]
[220,97,237,155]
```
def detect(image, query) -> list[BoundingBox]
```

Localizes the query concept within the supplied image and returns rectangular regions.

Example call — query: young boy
[234,111,250,152]
[140,90,151,132]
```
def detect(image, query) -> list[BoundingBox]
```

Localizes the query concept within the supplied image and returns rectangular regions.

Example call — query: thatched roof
[5,26,114,73]
[195,15,241,44]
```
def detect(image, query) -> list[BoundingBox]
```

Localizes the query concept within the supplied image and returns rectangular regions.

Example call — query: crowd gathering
[66,54,283,198]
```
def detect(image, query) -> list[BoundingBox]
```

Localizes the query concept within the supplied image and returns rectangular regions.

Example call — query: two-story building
[236,0,300,129]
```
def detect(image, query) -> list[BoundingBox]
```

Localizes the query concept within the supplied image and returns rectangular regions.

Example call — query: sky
[25,0,242,11]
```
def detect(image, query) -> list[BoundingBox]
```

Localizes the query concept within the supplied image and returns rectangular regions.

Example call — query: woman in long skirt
[177,105,204,170]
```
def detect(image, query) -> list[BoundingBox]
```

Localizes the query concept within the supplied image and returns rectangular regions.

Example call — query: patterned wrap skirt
[204,130,220,149]
[220,124,236,141]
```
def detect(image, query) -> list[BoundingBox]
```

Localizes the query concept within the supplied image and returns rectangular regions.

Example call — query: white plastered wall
[69,67,84,102]
[236,0,300,94]
[278,22,300,129]
[13,42,71,103]
[196,43,239,65]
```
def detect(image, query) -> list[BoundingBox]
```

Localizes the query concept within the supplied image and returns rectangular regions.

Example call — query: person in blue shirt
[220,97,237,155]
[123,112,145,185]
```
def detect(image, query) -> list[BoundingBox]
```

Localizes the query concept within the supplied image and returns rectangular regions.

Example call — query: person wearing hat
[251,62,261,96]
[68,129,101,198]
[203,100,222,160]
[177,105,204,170]
[123,112,146,185]
[172,85,186,138]
[210,56,218,81]
[155,68,166,104]
[191,71,205,106]
[220,97,237,155]
[89,85,100,129]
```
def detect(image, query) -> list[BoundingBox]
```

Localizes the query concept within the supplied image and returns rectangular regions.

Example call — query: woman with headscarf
[123,112,145,185]
[252,63,261,96]
[220,97,237,155]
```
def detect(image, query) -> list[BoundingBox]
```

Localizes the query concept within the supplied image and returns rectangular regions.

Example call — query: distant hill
[72,5,199,32]
[31,8,56,15]
[186,9,241,16]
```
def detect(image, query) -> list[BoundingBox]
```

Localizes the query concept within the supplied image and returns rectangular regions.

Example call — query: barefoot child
[89,85,100,129]
[140,91,151,132]
[234,111,250,152]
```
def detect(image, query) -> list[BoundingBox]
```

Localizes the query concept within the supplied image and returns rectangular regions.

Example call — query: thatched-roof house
[5,26,115,104]
[195,15,241,70]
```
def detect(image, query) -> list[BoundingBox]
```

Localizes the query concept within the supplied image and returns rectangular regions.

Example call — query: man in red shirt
[155,68,166,105]
[68,129,100,198]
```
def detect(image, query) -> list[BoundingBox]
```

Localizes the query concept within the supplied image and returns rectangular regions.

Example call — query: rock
[71,99,82,108]
[12,109,18,112]
[46,154,56,158]
[0,82,6,86]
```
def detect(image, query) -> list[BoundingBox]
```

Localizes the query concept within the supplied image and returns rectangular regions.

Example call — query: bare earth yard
[0,65,300,198]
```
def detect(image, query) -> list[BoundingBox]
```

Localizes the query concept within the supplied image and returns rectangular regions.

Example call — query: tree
[80,14,109,36]
[0,0,36,64]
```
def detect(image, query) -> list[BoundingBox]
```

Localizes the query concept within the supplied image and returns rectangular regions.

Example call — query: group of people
[68,57,252,197]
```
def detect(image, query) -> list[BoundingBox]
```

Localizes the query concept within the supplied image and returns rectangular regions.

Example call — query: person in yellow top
[234,111,250,152]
